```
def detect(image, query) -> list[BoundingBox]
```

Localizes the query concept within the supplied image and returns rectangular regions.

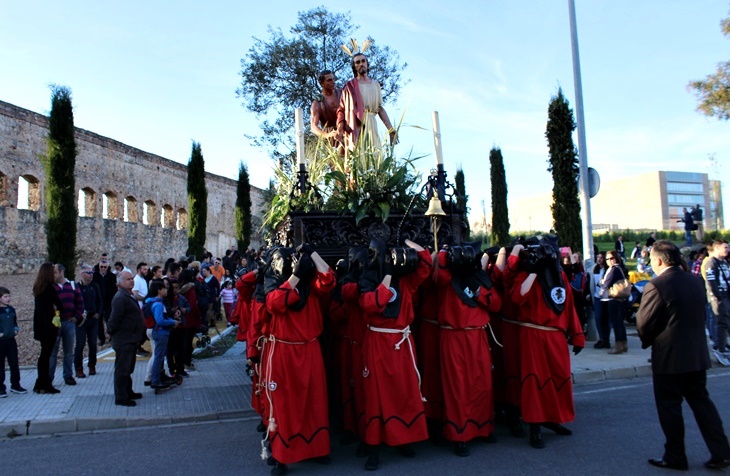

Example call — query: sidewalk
[0,326,720,439]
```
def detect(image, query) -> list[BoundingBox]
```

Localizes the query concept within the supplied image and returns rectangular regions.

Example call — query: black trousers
[653,370,730,463]
[0,338,20,390]
[35,334,57,391]
[166,328,185,375]
[112,342,137,401]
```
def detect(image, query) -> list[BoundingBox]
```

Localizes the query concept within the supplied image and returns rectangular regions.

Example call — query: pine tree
[545,88,582,250]
[43,85,77,278]
[454,167,470,239]
[186,142,208,258]
[235,161,252,251]
[489,147,510,246]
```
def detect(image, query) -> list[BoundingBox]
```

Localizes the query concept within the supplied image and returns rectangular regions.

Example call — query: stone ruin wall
[0,100,265,275]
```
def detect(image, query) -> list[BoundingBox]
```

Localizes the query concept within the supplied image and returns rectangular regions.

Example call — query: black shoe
[314,455,331,465]
[151,382,171,389]
[266,455,276,466]
[396,444,416,458]
[178,370,190,378]
[130,392,143,400]
[115,399,136,407]
[454,442,470,457]
[648,458,688,471]
[257,421,267,433]
[364,447,380,471]
[510,421,526,438]
[10,386,27,395]
[270,462,287,475]
[144,380,151,387]
[529,425,545,449]
[136,348,150,357]
[593,340,610,349]
[64,377,77,386]
[542,422,572,435]
[47,386,61,394]
[704,458,730,470]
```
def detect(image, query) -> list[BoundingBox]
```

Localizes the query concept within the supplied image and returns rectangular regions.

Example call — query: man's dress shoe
[648,458,688,471]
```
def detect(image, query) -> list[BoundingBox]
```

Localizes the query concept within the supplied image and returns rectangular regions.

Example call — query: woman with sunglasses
[599,251,629,354]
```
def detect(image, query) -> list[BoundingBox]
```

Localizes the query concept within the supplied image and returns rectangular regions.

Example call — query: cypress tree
[235,161,252,251]
[43,85,77,278]
[489,147,510,246]
[454,167,470,239]
[186,142,208,258]
[545,88,582,250]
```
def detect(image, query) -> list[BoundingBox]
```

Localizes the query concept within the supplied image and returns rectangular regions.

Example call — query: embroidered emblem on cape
[362,368,370,378]
[268,381,278,391]
[464,287,473,298]
[550,287,566,305]
[387,287,397,303]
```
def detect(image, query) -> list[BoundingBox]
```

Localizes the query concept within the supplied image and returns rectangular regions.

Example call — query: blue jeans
[74,317,99,370]
[685,229,692,247]
[50,320,76,380]
[607,299,627,342]
[151,332,169,386]
[707,303,717,347]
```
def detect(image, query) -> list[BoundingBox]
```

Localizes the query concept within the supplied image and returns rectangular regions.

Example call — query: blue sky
[2,0,729,226]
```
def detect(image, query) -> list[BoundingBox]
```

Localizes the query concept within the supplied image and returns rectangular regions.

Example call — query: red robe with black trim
[416,275,443,421]
[342,281,367,438]
[510,269,586,424]
[359,249,432,446]
[233,272,255,342]
[264,271,335,465]
[499,255,524,407]
[435,252,502,442]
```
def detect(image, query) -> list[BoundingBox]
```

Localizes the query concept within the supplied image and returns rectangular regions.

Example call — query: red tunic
[359,249,432,446]
[264,271,335,464]
[415,276,443,421]
[233,272,255,342]
[497,255,524,407]
[510,269,586,424]
[342,281,367,438]
[435,252,502,442]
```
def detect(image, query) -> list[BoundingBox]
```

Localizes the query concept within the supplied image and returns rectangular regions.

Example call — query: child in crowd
[219,280,237,326]
[0,287,26,397]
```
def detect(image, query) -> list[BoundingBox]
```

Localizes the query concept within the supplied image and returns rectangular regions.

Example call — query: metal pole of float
[568,0,594,263]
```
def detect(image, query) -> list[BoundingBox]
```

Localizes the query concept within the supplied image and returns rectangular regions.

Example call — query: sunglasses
[606,257,616,261]
[83,271,94,275]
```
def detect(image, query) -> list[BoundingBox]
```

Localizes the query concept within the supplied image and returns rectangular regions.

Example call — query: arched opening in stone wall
[78,187,97,217]
[0,172,8,206]
[124,196,138,222]
[17,175,41,211]
[176,208,188,230]
[102,191,119,220]
[143,200,157,226]
[161,204,174,228]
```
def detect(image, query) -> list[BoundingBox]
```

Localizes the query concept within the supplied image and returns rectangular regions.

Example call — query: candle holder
[289,163,321,208]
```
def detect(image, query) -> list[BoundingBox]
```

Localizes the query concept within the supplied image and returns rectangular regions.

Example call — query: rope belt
[501,317,562,333]
[366,325,426,402]
[422,318,439,326]
[260,333,317,460]
[439,324,486,331]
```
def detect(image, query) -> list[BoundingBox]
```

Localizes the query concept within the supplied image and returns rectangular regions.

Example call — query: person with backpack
[145,280,179,392]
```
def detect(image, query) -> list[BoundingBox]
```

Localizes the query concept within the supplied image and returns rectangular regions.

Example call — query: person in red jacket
[435,244,502,456]
[358,239,432,471]
[508,238,585,449]
[262,245,335,475]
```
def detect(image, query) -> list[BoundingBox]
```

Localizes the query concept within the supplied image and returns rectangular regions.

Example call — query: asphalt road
[5,371,730,475]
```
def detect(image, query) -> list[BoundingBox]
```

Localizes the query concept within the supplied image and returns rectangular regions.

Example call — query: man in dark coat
[107,271,145,407]
[637,240,730,471]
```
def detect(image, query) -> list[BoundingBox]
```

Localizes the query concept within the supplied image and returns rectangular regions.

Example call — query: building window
[124,196,138,222]
[667,194,704,205]
[161,204,174,228]
[667,182,703,193]
[666,171,703,182]
[102,192,119,219]
[176,208,188,230]
[18,175,41,211]
[78,187,97,217]
[143,200,156,225]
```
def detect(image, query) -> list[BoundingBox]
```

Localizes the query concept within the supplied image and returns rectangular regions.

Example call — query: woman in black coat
[32,262,63,394]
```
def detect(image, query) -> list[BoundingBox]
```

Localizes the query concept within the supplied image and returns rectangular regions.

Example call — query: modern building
[508,170,724,233]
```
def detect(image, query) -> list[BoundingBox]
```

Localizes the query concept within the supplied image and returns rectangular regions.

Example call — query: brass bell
[425,190,446,217]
